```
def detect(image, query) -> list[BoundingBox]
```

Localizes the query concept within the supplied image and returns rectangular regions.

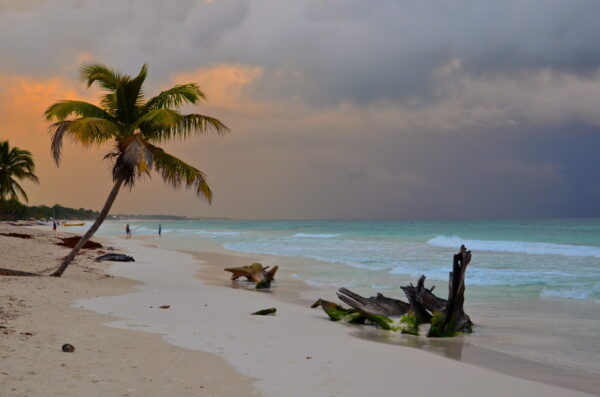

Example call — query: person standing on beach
[52,220,57,232]
[126,223,131,238]
[158,224,162,237]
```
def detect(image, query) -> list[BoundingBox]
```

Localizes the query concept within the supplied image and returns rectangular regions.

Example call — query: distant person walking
[52,220,57,232]
[126,223,131,238]
[158,224,162,237]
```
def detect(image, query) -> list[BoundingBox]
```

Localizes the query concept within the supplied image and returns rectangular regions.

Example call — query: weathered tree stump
[312,246,473,337]
[428,245,473,336]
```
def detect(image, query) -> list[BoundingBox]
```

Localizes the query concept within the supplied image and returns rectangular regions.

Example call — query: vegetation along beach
[2,1,600,396]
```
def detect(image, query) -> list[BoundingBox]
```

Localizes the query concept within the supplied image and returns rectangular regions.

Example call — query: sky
[1,0,600,219]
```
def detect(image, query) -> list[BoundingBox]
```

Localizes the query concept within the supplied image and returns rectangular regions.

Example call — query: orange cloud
[0,73,112,208]
[172,64,267,115]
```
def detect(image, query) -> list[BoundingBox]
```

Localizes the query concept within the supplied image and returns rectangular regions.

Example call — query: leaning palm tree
[0,141,39,202]
[45,63,228,277]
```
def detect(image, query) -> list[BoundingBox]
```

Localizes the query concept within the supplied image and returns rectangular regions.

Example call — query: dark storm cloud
[1,0,600,218]
[3,0,600,102]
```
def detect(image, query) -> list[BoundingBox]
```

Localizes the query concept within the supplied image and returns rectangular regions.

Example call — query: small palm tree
[45,63,228,277]
[0,141,39,202]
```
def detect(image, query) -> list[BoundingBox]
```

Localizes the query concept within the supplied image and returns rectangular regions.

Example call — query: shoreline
[78,235,597,397]
[3,224,598,396]
[187,246,600,395]
[0,224,260,397]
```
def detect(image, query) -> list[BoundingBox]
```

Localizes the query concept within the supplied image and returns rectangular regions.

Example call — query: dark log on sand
[96,253,135,262]
[0,268,41,277]
[336,288,409,317]
[224,263,278,283]
[252,308,277,315]
[0,232,32,239]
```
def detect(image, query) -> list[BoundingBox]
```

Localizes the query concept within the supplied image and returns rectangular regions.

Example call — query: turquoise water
[100,218,600,302]
[95,218,600,374]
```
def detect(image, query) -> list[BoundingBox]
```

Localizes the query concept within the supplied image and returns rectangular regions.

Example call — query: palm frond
[45,100,115,121]
[142,84,206,113]
[130,63,148,107]
[81,63,122,90]
[49,118,119,164]
[132,108,184,133]
[11,180,28,203]
[146,143,213,203]
[142,113,229,143]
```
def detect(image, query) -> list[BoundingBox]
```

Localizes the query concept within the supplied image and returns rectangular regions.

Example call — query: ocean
[93,218,600,376]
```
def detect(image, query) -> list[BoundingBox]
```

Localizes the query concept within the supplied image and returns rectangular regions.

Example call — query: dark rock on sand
[95,253,135,262]
[61,344,75,353]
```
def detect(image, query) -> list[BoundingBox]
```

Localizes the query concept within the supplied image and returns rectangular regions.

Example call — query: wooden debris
[251,308,277,315]
[428,245,472,336]
[225,263,278,289]
[312,246,474,337]
[0,232,32,239]
[0,268,41,277]
[337,288,409,317]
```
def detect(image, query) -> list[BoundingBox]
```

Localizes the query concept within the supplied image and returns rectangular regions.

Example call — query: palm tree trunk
[50,177,124,277]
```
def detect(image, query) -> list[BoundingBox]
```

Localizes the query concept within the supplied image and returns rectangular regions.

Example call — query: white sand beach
[2,224,596,397]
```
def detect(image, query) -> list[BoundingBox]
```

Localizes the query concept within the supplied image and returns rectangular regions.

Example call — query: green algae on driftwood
[311,299,398,330]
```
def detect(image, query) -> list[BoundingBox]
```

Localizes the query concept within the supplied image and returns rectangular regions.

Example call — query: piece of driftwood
[400,277,434,324]
[95,253,135,262]
[336,288,409,317]
[428,245,472,336]
[312,246,473,337]
[0,268,41,277]
[311,299,395,330]
[252,308,277,315]
[0,232,32,239]
[224,263,278,283]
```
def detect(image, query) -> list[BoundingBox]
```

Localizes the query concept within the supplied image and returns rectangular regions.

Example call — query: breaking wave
[427,236,600,258]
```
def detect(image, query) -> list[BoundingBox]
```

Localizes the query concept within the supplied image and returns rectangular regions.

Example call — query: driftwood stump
[428,245,472,336]
[312,246,473,337]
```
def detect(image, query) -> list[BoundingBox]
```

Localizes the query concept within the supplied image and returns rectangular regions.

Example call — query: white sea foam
[293,233,339,238]
[541,288,599,301]
[427,235,600,258]
[194,230,243,236]
[304,279,353,288]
